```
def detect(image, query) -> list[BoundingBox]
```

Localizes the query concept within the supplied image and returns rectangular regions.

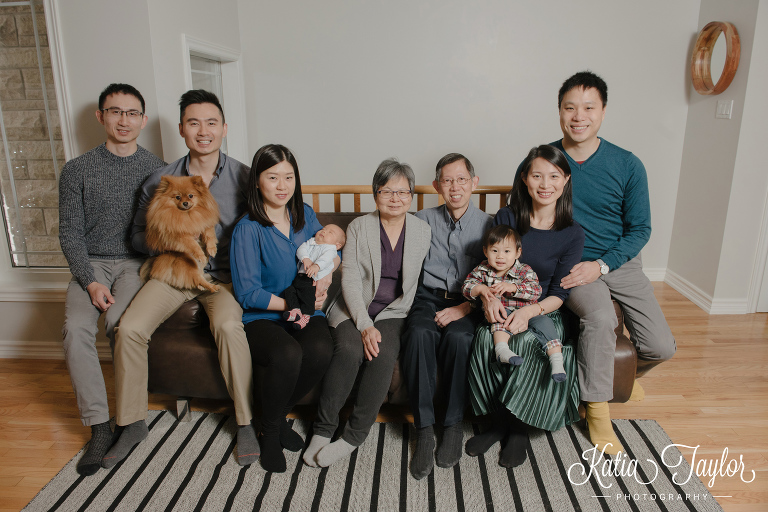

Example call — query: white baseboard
[708,298,750,315]
[643,267,666,282]
[664,269,712,312]
[0,340,112,360]
[664,269,749,314]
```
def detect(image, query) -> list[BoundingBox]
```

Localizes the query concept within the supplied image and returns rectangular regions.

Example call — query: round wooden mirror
[691,21,740,95]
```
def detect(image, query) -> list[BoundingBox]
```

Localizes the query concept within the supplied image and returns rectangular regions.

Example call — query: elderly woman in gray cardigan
[303,159,431,468]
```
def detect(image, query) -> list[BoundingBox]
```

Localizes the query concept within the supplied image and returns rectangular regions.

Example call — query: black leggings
[244,316,334,434]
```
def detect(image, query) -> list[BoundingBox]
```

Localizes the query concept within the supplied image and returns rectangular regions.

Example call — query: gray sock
[102,420,147,468]
[303,434,331,467]
[549,352,566,382]
[77,421,113,476]
[316,438,356,467]
[236,424,260,466]
[495,342,523,365]
[410,425,435,480]
[436,423,463,468]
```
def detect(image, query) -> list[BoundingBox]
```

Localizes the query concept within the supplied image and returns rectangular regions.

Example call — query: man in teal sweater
[554,71,676,455]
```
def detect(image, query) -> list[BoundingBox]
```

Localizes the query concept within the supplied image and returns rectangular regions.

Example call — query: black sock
[259,432,286,473]
[466,410,508,456]
[435,423,463,468]
[76,421,113,476]
[465,423,507,456]
[499,419,528,468]
[280,420,305,452]
[410,425,435,480]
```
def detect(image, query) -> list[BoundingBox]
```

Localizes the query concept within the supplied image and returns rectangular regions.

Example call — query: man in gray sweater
[59,83,164,476]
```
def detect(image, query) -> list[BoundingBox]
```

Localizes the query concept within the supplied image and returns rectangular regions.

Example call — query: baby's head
[314,223,346,250]
[482,225,522,273]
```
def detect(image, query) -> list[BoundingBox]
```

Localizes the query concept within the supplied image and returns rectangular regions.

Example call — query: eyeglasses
[438,176,471,186]
[100,107,144,119]
[376,189,413,199]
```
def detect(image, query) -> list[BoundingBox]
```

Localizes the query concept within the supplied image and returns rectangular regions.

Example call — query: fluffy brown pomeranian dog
[140,175,220,293]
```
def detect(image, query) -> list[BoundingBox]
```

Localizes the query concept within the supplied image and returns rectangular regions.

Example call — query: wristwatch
[596,259,609,275]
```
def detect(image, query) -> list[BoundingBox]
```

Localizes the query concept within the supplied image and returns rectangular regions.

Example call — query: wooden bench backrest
[302,185,510,213]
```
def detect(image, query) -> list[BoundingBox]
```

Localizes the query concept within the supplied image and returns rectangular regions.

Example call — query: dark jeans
[313,318,405,446]
[244,316,334,434]
[401,286,481,429]
[505,311,561,350]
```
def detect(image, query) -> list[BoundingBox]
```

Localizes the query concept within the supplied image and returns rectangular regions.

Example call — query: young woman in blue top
[465,144,584,468]
[230,144,336,473]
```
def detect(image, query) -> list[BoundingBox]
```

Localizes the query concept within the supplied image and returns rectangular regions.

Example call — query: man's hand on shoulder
[434,301,472,328]
[86,282,114,312]
[561,261,602,289]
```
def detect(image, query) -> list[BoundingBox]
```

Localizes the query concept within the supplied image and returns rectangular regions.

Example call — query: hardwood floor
[0,283,766,511]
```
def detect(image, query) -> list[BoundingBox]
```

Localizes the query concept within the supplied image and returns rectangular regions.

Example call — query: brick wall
[0,2,66,267]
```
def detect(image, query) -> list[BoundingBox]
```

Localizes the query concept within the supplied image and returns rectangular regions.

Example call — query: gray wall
[668,0,764,300]
[146,0,242,161]
[57,0,162,158]
[237,0,698,271]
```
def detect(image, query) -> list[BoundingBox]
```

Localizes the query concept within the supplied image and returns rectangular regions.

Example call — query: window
[182,35,247,164]
[190,54,227,154]
[0,0,66,268]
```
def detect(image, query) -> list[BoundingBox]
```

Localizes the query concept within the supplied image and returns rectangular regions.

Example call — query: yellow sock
[629,380,645,402]
[585,402,623,455]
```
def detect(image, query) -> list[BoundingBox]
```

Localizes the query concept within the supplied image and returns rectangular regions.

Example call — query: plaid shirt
[462,260,542,310]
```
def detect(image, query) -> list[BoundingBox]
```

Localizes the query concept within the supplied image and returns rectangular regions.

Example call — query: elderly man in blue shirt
[401,153,493,479]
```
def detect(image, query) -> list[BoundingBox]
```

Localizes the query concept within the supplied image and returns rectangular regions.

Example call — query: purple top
[368,221,405,318]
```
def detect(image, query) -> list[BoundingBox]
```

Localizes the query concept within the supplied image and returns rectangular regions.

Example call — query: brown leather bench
[146,186,643,418]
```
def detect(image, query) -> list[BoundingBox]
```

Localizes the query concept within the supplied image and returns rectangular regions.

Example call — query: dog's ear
[156,175,172,194]
[190,175,205,188]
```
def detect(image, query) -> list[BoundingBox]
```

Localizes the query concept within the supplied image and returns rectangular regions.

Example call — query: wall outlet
[716,100,733,119]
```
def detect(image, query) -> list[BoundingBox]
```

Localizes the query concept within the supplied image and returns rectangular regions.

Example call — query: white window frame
[181,34,248,164]
[0,0,73,302]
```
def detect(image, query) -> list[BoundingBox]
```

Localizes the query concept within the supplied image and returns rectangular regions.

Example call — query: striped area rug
[24,410,723,512]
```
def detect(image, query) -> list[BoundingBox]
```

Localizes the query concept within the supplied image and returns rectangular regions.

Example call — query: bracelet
[538,303,545,316]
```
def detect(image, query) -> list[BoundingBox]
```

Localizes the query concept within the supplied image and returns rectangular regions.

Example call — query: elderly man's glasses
[100,107,144,118]
[439,176,471,186]
[377,189,413,199]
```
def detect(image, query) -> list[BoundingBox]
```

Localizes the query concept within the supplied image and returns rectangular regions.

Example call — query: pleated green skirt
[468,310,580,431]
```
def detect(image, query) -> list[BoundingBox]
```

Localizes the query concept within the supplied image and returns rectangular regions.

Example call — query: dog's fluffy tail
[141,253,219,293]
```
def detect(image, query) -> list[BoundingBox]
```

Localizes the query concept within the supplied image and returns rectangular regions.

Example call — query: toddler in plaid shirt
[462,225,566,382]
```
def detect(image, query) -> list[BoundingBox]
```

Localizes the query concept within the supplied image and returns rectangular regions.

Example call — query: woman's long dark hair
[507,144,573,235]
[246,144,305,231]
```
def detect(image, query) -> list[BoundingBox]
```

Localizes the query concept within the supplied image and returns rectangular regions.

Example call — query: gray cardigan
[326,211,431,330]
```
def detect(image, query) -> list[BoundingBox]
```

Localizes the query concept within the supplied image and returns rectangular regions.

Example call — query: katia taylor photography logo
[568,443,756,490]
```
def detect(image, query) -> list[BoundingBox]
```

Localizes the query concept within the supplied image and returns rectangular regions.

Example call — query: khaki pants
[113,275,253,425]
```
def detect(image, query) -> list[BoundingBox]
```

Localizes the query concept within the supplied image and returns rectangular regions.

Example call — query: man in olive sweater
[553,71,676,455]
[59,83,164,476]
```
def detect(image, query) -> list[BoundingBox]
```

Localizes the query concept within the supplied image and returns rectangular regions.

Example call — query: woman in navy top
[230,144,336,473]
[466,145,584,468]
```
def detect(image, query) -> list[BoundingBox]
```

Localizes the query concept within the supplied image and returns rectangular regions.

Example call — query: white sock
[549,352,566,382]
[302,435,331,467]
[316,438,356,467]
[495,342,523,365]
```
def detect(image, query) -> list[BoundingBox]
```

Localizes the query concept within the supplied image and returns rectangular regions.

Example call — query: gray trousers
[565,255,676,402]
[313,318,404,446]
[62,258,144,426]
